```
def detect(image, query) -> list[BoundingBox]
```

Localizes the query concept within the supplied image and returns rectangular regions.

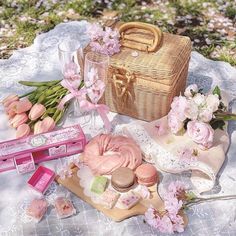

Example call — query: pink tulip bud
[5,101,18,117]
[14,98,32,114]
[42,117,56,132]
[34,121,44,134]
[29,104,46,121]
[10,113,28,128]
[16,124,31,138]
[2,94,19,108]
[7,109,16,119]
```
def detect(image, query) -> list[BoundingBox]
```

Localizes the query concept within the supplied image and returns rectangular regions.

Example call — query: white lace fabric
[0,20,236,235]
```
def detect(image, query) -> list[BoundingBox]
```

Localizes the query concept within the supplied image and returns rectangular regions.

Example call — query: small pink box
[14,153,35,174]
[27,166,55,194]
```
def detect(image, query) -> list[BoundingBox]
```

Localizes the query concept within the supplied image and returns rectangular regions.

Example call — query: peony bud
[16,124,31,138]
[29,104,46,121]
[10,113,28,128]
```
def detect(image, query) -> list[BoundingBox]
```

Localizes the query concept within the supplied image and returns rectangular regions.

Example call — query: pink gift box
[28,166,55,194]
[0,125,86,173]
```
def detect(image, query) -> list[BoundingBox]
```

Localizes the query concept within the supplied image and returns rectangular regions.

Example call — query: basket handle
[118,22,162,52]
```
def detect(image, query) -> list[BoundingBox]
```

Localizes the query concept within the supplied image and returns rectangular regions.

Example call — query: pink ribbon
[80,100,111,132]
[58,79,86,110]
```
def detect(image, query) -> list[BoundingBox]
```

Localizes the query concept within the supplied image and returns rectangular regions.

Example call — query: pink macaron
[135,163,158,187]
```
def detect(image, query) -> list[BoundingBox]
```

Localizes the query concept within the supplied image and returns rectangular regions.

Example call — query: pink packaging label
[0,125,85,160]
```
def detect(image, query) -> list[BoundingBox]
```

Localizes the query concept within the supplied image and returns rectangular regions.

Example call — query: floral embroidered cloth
[122,116,229,193]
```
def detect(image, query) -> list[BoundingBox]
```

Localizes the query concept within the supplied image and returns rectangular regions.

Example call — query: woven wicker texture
[93,22,191,121]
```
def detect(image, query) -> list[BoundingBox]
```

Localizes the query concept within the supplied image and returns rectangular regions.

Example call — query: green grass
[0,0,235,66]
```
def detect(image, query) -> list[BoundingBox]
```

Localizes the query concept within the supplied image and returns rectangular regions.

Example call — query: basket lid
[111,22,191,86]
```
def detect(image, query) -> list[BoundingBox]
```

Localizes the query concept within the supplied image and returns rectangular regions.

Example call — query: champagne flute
[58,39,84,117]
[84,51,109,132]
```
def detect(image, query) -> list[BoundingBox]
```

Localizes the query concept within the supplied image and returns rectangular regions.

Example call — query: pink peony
[171,96,188,121]
[168,110,184,134]
[206,94,220,112]
[184,84,198,98]
[187,121,214,149]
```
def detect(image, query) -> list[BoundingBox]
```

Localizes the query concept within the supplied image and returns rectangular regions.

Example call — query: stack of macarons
[111,167,136,192]
[135,164,159,187]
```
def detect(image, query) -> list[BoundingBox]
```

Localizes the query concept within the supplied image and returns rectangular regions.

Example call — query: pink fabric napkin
[123,116,229,193]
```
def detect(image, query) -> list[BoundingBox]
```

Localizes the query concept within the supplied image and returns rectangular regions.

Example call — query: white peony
[184,100,199,120]
[206,94,220,112]
[184,84,198,98]
[193,93,206,106]
[198,108,213,122]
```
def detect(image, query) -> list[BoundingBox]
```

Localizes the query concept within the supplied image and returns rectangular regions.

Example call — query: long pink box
[0,125,86,173]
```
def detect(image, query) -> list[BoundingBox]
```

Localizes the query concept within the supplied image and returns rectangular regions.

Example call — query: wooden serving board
[55,164,188,224]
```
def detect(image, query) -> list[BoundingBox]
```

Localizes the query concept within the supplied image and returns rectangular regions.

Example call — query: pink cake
[82,134,142,175]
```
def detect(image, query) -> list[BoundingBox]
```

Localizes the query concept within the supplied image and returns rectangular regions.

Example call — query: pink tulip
[42,117,56,132]
[5,99,32,114]
[16,124,31,138]
[29,104,46,121]
[14,98,32,114]
[2,94,19,108]
[33,117,56,135]
[34,121,44,134]
[10,113,28,128]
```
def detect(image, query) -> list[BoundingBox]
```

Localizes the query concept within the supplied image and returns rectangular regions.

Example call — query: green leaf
[213,86,221,99]
[185,191,196,201]
[210,119,225,130]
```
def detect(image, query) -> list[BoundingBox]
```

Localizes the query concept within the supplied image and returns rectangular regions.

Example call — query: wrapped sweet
[26,198,48,222]
[54,196,76,219]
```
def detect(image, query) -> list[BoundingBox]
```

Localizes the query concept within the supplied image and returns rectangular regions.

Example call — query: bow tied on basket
[112,68,135,106]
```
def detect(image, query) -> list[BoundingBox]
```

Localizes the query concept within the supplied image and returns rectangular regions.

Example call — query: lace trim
[125,124,216,192]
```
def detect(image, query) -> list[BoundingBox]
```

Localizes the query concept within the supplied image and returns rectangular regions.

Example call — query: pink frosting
[82,134,142,175]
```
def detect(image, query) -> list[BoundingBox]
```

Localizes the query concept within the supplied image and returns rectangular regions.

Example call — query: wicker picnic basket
[103,22,191,121]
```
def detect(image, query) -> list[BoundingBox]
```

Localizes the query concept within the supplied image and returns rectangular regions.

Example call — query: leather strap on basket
[118,22,162,52]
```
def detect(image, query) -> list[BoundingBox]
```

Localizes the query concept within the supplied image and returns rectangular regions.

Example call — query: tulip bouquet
[1,79,83,138]
[144,181,236,234]
[167,84,236,149]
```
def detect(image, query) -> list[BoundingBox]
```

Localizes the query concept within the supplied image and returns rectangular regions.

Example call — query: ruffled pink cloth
[82,134,142,175]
